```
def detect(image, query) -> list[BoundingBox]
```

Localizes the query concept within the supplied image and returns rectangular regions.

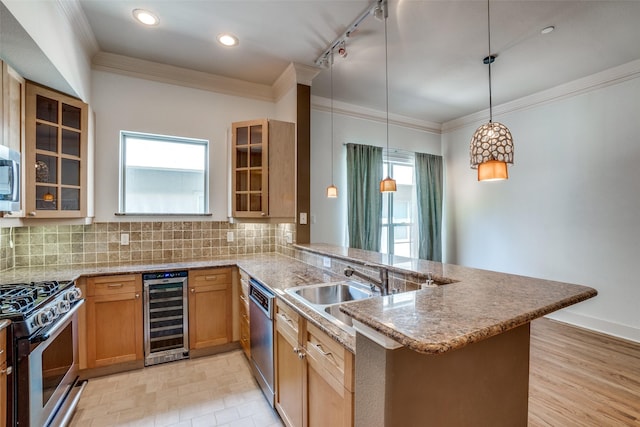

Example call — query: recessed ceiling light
[541,25,555,35]
[133,9,159,26]
[217,33,239,47]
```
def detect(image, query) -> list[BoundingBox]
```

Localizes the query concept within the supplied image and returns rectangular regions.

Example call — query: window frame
[119,130,210,215]
[381,150,417,257]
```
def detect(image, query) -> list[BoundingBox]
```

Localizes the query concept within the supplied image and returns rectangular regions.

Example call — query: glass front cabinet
[25,83,88,218]
[231,119,295,219]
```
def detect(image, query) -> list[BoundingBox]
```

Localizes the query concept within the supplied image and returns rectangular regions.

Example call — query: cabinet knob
[297,350,306,360]
[135,293,140,299]
[190,288,195,293]
[261,212,266,216]
[293,347,299,354]
[29,212,37,217]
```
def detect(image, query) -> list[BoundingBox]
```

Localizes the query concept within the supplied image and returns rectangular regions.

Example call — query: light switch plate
[300,212,308,225]
[323,257,331,268]
[286,232,293,244]
[227,231,234,242]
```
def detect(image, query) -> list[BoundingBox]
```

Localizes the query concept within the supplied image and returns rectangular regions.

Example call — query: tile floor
[70,350,284,427]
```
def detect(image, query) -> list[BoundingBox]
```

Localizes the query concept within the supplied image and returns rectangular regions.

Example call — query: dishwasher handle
[249,279,274,319]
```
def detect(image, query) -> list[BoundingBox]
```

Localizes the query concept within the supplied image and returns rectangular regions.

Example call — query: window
[381,152,418,257]
[120,131,209,214]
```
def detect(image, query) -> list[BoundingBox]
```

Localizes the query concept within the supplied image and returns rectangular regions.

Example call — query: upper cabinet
[231,119,295,219]
[1,61,26,217]
[1,60,25,154]
[24,82,88,218]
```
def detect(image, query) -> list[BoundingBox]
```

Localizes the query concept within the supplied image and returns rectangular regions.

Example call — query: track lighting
[338,41,347,58]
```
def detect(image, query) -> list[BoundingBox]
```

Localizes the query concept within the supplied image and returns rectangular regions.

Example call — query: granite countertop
[296,243,598,354]
[1,253,358,352]
[1,244,598,355]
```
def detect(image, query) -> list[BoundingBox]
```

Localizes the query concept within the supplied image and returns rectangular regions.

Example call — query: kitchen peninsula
[1,243,596,427]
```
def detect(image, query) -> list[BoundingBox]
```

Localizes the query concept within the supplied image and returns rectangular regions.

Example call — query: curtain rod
[342,143,440,158]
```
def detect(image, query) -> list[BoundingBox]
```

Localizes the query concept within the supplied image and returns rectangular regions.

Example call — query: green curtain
[415,152,443,261]
[346,143,383,251]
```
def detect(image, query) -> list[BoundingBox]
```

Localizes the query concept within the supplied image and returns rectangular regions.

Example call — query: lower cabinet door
[87,291,143,368]
[306,356,353,427]
[275,329,304,427]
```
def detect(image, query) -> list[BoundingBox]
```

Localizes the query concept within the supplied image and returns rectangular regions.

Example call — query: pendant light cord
[384,11,390,156]
[487,0,493,123]
[330,52,335,183]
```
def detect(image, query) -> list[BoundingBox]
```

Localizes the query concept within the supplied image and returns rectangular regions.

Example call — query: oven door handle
[29,300,85,345]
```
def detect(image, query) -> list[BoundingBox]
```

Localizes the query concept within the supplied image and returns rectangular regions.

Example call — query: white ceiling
[54,1,640,123]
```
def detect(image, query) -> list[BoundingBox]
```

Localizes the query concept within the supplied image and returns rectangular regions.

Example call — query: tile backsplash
[3,221,296,268]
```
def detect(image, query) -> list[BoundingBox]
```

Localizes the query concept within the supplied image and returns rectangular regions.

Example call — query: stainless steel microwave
[0,144,21,212]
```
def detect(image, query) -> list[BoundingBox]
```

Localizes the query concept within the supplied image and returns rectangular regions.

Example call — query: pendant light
[326,52,338,198]
[469,0,514,181]
[379,0,396,193]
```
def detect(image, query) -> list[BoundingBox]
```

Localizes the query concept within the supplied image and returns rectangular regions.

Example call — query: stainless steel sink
[285,281,378,334]
[323,305,356,327]
[291,282,373,305]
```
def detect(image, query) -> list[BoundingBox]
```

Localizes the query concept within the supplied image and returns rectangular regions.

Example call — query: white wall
[2,0,92,101]
[443,74,640,342]
[310,107,442,246]
[91,70,283,222]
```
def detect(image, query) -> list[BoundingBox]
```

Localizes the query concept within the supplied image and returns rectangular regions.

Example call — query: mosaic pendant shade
[469,121,514,181]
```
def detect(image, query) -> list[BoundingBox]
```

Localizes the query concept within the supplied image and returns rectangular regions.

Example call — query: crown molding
[92,52,275,102]
[442,58,640,133]
[272,63,322,102]
[312,96,442,134]
[56,0,99,57]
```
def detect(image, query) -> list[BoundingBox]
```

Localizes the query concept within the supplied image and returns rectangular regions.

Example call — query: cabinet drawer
[275,299,300,344]
[87,275,140,297]
[189,268,232,287]
[306,323,353,392]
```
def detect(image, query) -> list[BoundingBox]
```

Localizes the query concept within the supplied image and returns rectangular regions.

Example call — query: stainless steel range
[1,280,85,426]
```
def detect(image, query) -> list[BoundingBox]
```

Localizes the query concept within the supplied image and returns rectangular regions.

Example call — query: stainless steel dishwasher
[248,278,275,406]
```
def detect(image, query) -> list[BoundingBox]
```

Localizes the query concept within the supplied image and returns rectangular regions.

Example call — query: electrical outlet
[120,233,130,245]
[286,232,293,244]
[300,212,308,225]
[227,231,234,242]
[323,257,331,268]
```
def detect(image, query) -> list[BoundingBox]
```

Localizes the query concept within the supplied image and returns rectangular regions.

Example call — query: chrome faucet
[344,266,389,296]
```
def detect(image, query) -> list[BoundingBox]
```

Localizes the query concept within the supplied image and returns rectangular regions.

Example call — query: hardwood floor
[529,318,640,426]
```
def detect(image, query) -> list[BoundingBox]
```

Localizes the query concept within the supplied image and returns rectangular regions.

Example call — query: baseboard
[190,342,241,359]
[545,311,640,344]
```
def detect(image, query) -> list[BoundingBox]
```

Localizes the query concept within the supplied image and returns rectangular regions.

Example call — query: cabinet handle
[240,295,247,303]
[277,312,294,325]
[312,342,332,358]
[297,350,306,360]
[0,349,3,355]
[107,283,124,288]
[135,293,140,299]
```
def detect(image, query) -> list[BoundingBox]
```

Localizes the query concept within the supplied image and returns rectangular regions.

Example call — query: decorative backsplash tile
[0,227,13,271]
[5,221,297,268]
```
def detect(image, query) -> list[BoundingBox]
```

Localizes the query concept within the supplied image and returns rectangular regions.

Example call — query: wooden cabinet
[188,268,232,350]
[305,323,354,427]
[231,119,295,219]
[24,82,88,218]
[86,275,143,368]
[275,299,354,427]
[275,299,304,427]
[1,60,25,217]
[238,269,251,358]
[0,323,8,427]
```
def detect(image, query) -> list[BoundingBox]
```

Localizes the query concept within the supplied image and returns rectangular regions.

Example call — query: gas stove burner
[0,285,38,314]
[34,280,60,297]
